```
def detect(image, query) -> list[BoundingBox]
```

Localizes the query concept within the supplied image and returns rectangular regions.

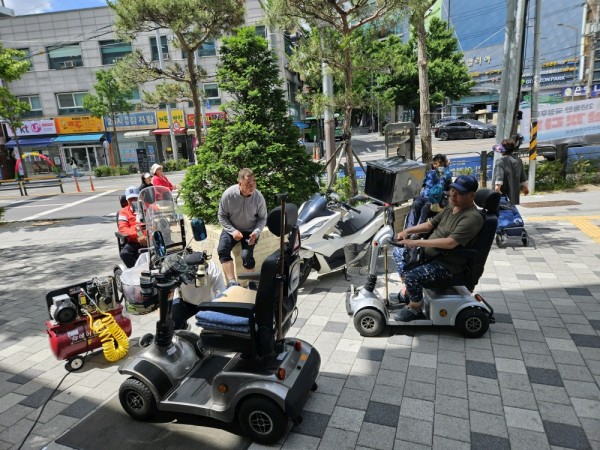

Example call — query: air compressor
[45,276,132,372]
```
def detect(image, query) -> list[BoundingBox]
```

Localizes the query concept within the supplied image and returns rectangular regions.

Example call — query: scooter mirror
[329,192,340,202]
[153,230,166,257]
[191,218,207,241]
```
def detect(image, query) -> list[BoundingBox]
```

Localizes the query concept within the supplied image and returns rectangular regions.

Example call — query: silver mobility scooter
[118,194,321,444]
[347,188,501,338]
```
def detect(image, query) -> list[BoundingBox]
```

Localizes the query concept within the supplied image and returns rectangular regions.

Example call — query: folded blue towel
[195,310,250,326]
[196,319,251,334]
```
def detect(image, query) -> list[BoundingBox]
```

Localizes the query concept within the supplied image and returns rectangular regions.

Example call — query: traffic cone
[74,176,81,192]
[89,176,95,192]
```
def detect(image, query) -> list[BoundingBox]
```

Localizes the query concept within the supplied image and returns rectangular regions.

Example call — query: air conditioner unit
[60,61,76,69]
[162,53,170,60]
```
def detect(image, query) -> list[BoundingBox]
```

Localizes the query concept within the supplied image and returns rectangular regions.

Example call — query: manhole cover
[521,200,581,208]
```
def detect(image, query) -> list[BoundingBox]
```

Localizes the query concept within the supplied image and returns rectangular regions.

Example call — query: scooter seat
[214,285,257,304]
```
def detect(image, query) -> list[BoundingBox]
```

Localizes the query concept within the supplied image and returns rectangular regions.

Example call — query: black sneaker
[389,292,409,305]
[394,307,426,322]
[248,281,258,291]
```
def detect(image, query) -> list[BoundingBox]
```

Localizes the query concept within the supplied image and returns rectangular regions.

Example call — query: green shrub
[332,175,351,202]
[93,165,115,177]
[535,160,574,191]
[177,158,189,170]
[116,166,130,176]
[455,167,473,176]
[128,165,138,174]
[570,159,599,185]
[162,159,178,172]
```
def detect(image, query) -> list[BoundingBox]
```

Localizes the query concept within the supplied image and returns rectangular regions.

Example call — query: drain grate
[521,200,581,208]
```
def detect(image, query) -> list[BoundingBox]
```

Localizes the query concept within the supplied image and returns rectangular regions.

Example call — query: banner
[521,98,600,142]
[7,119,57,137]
[185,111,227,127]
[104,112,157,130]
[55,116,105,134]
[157,110,184,129]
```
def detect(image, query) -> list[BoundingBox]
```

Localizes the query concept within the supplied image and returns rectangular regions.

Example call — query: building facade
[440,0,598,121]
[0,2,301,179]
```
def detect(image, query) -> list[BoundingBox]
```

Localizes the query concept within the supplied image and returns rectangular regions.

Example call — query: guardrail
[0,179,25,196]
[21,177,64,196]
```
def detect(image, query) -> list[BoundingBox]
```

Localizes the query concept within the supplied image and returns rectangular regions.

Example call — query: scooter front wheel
[298,258,314,287]
[238,396,287,445]
[354,309,385,337]
[119,377,157,421]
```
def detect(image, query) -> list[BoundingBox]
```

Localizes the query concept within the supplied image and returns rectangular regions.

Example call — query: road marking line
[527,215,600,243]
[19,190,116,222]
[11,203,66,208]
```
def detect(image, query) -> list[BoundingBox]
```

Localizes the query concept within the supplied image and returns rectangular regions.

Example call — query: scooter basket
[120,265,158,315]
[344,242,372,277]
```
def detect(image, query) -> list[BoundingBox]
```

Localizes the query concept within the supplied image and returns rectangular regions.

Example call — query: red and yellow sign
[157,110,185,129]
[186,112,227,127]
[55,116,105,134]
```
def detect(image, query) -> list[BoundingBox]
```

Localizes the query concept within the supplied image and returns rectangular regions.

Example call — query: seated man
[118,186,147,268]
[218,168,267,288]
[394,175,484,321]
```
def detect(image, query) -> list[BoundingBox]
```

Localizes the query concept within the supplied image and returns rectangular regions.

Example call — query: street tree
[181,27,321,220]
[108,0,245,158]
[0,44,31,177]
[263,0,408,196]
[372,16,473,164]
[83,69,134,167]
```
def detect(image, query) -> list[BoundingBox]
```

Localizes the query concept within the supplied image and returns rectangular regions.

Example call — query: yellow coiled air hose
[86,311,130,362]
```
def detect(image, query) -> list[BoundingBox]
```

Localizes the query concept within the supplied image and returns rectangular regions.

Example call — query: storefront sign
[55,116,105,134]
[186,112,227,127]
[561,84,600,98]
[7,119,57,137]
[119,142,139,163]
[157,110,184,129]
[521,97,600,142]
[104,112,157,131]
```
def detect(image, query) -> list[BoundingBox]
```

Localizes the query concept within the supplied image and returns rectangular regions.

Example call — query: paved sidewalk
[0,190,599,449]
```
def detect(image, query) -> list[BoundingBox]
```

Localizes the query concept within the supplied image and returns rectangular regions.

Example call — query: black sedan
[434,119,496,140]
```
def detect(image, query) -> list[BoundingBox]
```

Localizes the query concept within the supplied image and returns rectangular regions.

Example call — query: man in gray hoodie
[218,168,267,287]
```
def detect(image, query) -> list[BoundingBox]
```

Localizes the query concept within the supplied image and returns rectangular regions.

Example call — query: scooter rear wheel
[119,377,157,421]
[354,309,385,337]
[238,396,287,445]
[456,308,489,338]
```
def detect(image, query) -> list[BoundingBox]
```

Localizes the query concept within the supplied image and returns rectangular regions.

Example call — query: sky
[4,0,107,16]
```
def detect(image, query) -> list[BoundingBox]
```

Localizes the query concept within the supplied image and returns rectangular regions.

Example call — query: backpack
[427,183,444,204]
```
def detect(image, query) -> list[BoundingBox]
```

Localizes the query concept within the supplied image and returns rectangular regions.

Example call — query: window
[203,83,221,106]
[284,34,294,56]
[150,36,169,61]
[15,48,32,71]
[255,26,267,39]
[129,88,141,103]
[47,44,83,69]
[18,95,42,118]
[198,40,216,57]
[56,91,87,115]
[99,40,132,65]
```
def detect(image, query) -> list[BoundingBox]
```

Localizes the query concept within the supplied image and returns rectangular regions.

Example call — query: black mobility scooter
[118,194,321,445]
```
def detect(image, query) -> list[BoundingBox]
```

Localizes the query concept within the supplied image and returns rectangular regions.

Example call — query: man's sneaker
[227,280,240,288]
[248,281,258,291]
[389,292,409,305]
[394,307,426,322]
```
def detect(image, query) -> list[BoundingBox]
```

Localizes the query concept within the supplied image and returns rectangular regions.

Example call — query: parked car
[433,116,460,129]
[434,119,496,140]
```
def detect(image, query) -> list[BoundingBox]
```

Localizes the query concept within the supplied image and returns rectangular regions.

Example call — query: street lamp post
[558,23,580,100]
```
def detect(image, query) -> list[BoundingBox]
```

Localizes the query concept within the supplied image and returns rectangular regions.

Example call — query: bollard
[74,176,81,192]
[89,176,95,192]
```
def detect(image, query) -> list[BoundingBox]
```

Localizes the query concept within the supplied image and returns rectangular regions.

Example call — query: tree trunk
[187,52,203,159]
[415,15,433,166]
[111,120,122,167]
[343,45,358,196]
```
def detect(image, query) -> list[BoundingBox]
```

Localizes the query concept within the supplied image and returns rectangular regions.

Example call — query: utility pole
[321,36,335,184]
[156,29,178,162]
[494,0,528,170]
[528,0,542,193]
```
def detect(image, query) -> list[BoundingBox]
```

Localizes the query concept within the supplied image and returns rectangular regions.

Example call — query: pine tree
[181,27,321,220]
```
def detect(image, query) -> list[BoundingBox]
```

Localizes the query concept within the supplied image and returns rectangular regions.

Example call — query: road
[0,133,496,223]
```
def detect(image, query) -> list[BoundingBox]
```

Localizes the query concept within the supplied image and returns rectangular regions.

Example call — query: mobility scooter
[117,193,321,445]
[346,188,501,338]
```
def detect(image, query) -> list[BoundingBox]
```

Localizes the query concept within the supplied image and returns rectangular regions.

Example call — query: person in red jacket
[118,186,147,268]
[150,163,177,191]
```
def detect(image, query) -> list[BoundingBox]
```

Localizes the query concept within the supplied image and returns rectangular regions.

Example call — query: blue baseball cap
[125,186,139,200]
[449,175,478,194]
